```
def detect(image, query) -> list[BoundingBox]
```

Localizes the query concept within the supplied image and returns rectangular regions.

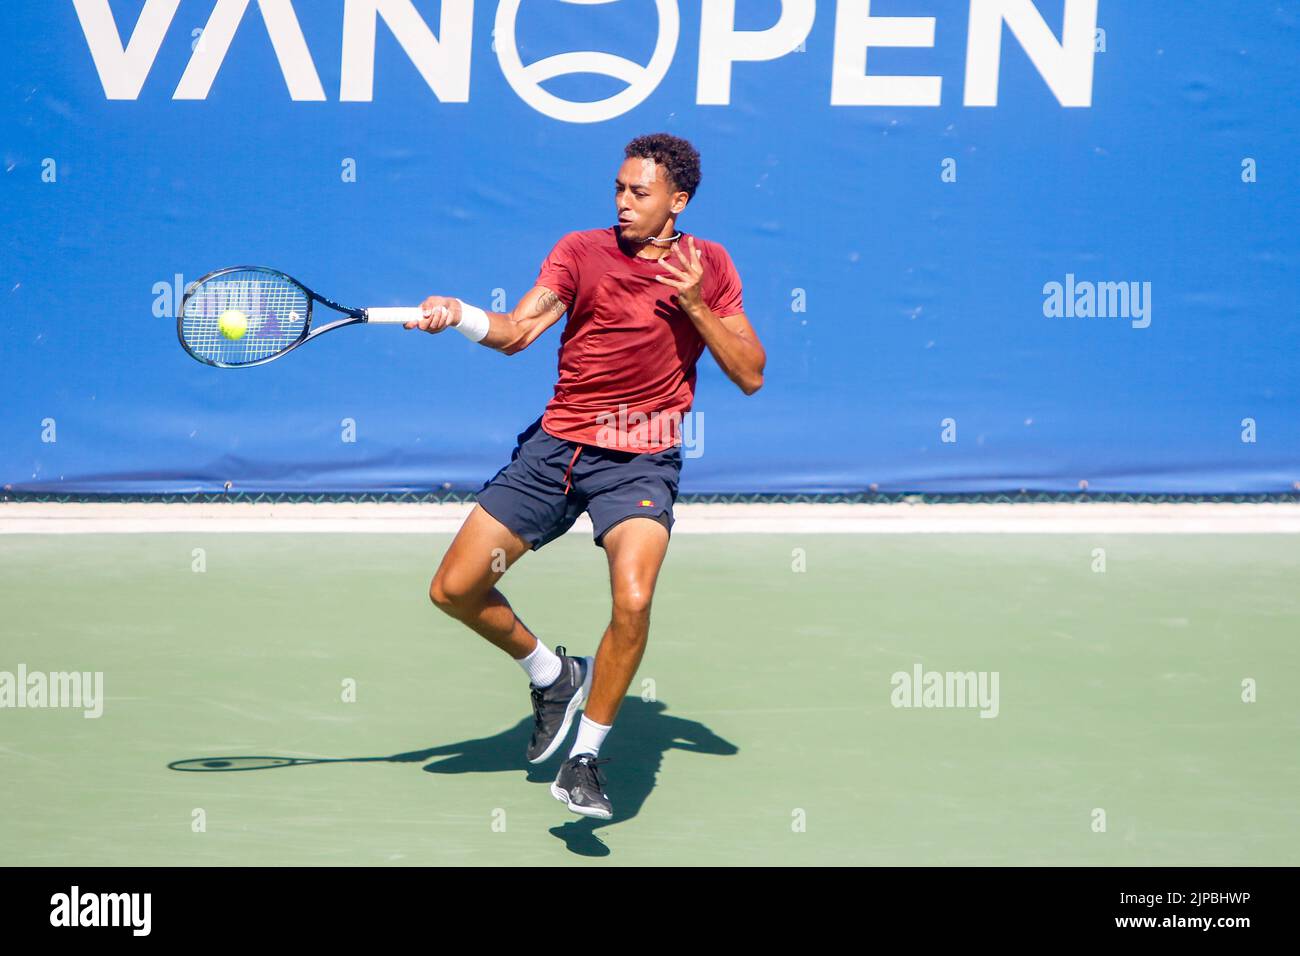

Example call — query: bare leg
[429,504,538,660]
[584,516,671,725]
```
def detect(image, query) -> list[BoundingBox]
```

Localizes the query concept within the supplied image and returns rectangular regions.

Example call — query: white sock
[518,639,562,688]
[569,715,611,758]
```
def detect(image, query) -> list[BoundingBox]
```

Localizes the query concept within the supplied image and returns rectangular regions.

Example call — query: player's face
[615,157,685,241]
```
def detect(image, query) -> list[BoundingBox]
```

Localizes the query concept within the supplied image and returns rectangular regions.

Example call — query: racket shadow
[167,698,738,855]
[167,720,540,775]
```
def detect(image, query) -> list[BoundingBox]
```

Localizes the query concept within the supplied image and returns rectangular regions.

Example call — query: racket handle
[365,307,424,325]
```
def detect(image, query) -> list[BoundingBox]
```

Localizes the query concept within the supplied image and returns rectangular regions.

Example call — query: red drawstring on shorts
[563,444,584,495]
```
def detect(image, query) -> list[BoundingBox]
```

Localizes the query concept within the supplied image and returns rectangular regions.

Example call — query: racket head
[178,266,315,368]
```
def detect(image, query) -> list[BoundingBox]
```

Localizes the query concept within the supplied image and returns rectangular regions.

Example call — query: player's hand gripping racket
[177,265,436,368]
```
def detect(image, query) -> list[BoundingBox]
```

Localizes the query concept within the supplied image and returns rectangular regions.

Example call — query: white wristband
[454,300,490,342]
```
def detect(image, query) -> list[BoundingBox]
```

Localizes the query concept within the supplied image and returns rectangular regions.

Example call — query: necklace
[641,230,682,246]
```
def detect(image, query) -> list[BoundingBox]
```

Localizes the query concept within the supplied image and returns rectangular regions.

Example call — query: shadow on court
[538,700,739,856]
[168,698,737,858]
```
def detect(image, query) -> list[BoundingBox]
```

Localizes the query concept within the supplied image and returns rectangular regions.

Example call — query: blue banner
[2,1,1296,493]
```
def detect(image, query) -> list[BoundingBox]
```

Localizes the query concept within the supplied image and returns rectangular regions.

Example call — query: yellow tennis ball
[218,309,248,340]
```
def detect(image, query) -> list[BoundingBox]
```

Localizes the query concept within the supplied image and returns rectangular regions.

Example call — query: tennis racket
[177,265,429,368]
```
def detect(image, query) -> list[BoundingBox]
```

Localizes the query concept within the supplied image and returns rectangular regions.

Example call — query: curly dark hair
[624,133,702,200]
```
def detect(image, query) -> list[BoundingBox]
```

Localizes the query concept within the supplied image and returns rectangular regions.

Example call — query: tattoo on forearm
[534,290,566,317]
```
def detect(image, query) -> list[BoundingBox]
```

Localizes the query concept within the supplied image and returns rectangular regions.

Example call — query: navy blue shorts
[475,415,682,551]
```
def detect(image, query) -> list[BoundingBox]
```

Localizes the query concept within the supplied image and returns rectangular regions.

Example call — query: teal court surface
[1,507,1297,864]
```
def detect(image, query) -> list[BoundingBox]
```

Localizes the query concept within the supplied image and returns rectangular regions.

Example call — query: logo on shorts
[639,499,654,507]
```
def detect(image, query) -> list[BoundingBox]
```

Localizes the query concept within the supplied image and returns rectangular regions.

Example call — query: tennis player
[407,133,765,819]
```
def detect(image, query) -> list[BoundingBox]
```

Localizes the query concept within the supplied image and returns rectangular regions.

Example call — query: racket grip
[366,307,424,325]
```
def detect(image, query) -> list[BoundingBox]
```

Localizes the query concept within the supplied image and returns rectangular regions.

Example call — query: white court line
[1,502,1299,534]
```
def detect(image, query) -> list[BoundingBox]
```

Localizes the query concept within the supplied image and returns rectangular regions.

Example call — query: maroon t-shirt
[533,226,745,453]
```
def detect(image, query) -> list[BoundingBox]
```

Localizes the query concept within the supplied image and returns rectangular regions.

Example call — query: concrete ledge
[2,501,1299,534]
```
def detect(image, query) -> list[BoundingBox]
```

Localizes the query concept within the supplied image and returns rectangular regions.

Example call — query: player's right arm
[406,285,569,355]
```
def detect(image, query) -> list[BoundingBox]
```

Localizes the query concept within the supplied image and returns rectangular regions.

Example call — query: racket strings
[180,271,310,365]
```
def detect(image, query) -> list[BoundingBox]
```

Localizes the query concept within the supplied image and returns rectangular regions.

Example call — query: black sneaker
[551,753,613,819]
[525,646,593,764]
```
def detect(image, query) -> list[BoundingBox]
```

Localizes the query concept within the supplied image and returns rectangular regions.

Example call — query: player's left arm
[655,236,765,395]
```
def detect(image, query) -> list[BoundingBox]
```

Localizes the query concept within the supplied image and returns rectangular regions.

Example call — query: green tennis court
[2,530,1296,865]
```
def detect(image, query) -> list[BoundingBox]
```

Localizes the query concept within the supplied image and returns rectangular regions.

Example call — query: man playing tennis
[407,133,765,820]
